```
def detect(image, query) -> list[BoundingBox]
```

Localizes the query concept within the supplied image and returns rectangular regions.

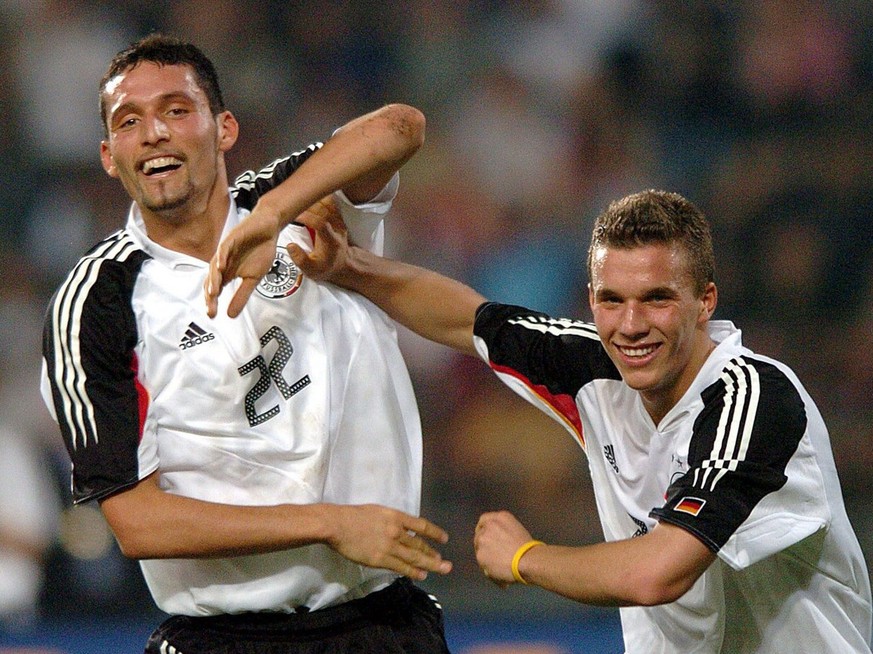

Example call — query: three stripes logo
[179,322,215,350]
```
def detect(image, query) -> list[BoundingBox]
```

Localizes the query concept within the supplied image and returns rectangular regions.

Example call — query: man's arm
[206,103,425,318]
[474,510,715,606]
[257,102,425,217]
[284,200,485,357]
[99,472,452,581]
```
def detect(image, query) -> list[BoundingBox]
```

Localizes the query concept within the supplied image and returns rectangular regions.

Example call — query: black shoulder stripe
[691,356,806,493]
[44,231,149,452]
[474,302,619,395]
[653,355,808,549]
[231,144,323,210]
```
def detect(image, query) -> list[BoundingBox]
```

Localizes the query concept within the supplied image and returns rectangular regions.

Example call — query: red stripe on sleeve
[490,362,585,449]
[130,352,150,441]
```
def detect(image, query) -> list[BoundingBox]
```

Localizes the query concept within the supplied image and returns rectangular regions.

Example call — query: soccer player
[210,189,873,653]
[41,34,452,653]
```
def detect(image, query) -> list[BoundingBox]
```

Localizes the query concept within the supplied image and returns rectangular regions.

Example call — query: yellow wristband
[511,539,545,584]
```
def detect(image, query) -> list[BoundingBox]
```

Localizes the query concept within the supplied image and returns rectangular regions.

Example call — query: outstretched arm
[100,472,452,581]
[474,510,715,606]
[286,198,486,357]
[205,103,425,318]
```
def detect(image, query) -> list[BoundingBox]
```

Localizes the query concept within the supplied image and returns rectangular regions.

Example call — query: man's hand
[205,203,284,319]
[326,504,452,581]
[286,196,352,283]
[474,510,533,587]
[205,196,352,318]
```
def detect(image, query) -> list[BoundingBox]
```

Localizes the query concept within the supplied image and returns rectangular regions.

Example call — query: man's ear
[217,110,239,152]
[100,141,118,178]
[700,282,718,321]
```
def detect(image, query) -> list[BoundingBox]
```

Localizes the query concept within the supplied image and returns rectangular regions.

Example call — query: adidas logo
[179,322,215,350]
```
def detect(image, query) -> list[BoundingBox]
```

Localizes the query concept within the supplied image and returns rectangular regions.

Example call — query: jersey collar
[124,193,241,271]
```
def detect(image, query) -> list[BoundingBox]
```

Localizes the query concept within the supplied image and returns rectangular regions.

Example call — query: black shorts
[144,578,450,653]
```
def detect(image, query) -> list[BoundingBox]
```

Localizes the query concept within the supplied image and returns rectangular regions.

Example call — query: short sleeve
[333,172,399,255]
[651,356,829,569]
[41,238,157,503]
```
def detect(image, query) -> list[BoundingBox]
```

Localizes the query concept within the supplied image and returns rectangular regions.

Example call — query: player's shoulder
[70,228,144,264]
[231,143,323,209]
[475,302,599,340]
[49,229,150,311]
[702,353,807,429]
[712,353,803,394]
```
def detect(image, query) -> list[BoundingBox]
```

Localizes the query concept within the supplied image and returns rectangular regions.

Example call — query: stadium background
[0,2,871,652]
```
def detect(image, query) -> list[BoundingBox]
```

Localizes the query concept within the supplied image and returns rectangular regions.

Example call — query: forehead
[103,61,205,112]
[590,243,693,292]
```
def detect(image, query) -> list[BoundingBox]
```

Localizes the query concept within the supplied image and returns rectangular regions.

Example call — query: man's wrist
[332,246,372,291]
[512,540,545,584]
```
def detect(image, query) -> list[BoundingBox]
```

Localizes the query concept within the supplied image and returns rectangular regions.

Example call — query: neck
[140,185,230,262]
[643,333,717,425]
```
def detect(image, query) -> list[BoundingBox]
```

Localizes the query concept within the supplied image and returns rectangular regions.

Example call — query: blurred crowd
[1,0,872,633]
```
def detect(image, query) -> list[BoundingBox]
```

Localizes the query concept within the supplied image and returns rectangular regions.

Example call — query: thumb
[287,242,307,267]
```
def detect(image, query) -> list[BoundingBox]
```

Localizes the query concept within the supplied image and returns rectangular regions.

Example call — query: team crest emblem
[256,247,302,299]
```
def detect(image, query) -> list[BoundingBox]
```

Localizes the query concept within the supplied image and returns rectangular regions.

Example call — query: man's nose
[143,116,170,143]
[619,302,647,337]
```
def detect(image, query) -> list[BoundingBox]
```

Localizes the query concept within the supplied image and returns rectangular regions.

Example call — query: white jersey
[41,150,421,615]
[473,303,872,653]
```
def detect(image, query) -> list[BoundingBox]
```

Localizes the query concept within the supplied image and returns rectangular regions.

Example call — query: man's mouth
[142,156,183,176]
[617,344,658,358]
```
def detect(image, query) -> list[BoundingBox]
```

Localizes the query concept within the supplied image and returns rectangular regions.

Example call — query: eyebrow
[593,285,680,301]
[641,286,680,300]
[108,91,197,123]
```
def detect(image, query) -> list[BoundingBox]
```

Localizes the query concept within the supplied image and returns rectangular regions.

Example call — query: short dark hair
[587,190,715,296]
[99,33,225,137]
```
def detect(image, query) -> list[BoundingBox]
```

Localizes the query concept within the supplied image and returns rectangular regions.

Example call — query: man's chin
[143,194,190,216]
[619,370,661,393]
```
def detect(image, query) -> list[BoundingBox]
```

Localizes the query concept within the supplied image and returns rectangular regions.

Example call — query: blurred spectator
[0,254,61,631]
[733,0,854,121]
[11,1,132,168]
[0,424,60,630]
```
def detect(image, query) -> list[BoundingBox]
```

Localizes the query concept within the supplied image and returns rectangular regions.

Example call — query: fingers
[365,528,451,581]
[227,278,259,319]
[204,267,223,319]
[393,531,453,579]
[294,195,341,230]
[203,197,344,317]
[204,247,226,318]
[397,516,452,577]
[330,505,453,580]
[286,242,306,266]
[204,236,240,318]
[405,515,449,545]
[395,556,452,581]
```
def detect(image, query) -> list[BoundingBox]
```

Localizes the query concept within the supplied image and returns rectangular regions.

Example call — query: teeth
[143,156,181,174]
[621,345,656,357]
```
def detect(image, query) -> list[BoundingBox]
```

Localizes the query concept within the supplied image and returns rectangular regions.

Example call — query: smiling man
[216,189,873,652]
[41,34,453,654]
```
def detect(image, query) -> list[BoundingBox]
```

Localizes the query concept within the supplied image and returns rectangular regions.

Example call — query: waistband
[184,577,416,634]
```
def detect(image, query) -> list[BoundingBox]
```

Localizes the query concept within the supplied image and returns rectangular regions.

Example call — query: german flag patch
[675,496,706,517]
